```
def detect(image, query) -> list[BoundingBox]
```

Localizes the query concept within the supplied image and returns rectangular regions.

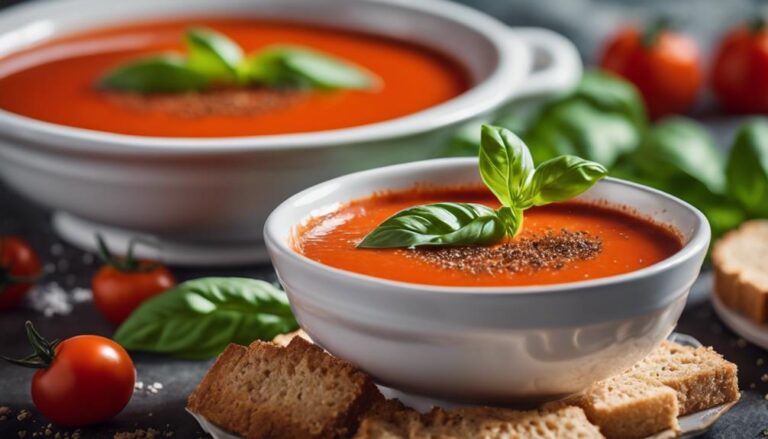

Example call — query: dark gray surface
[1,0,768,437]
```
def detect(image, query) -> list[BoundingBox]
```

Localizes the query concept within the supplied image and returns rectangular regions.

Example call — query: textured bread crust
[353,400,422,439]
[354,404,604,439]
[187,344,248,416]
[272,329,311,347]
[190,337,738,439]
[187,338,382,439]
[631,341,740,415]
[713,220,768,323]
[568,374,679,439]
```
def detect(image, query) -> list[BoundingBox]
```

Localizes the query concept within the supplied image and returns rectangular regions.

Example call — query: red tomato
[0,236,42,310]
[92,236,175,325]
[6,322,135,427]
[712,21,768,113]
[93,263,175,325]
[599,24,702,119]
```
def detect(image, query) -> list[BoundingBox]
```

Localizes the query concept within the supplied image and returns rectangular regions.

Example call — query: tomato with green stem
[712,18,768,113]
[92,235,175,325]
[3,321,135,426]
[599,19,702,119]
[0,236,42,310]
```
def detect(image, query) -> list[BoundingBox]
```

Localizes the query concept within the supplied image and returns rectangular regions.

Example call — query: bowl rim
[0,0,529,155]
[264,157,711,295]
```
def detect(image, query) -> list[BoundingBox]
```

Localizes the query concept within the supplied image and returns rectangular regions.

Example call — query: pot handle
[509,27,582,100]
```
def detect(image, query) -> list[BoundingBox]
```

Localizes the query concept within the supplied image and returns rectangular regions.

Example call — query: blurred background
[4,0,759,64]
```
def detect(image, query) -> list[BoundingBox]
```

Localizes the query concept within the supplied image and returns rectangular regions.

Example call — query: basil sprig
[358,125,607,248]
[99,27,375,94]
[113,277,298,360]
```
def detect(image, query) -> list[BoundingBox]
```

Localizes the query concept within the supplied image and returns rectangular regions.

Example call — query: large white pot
[265,158,710,402]
[0,0,581,265]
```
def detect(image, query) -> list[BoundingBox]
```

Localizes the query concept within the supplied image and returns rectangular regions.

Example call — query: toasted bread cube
[570,374,679,439]
[631,341,740,415]
[188,338,382,439]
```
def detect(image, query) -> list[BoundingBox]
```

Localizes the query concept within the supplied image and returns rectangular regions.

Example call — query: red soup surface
[0,18,469,137]
[295,187,683,287]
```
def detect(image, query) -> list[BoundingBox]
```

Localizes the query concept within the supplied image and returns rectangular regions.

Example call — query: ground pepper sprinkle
[105,88,302,118]
[400,229,602,275]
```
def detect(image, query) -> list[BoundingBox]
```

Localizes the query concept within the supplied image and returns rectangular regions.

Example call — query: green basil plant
[358,125,607,248]
[99,27,376,93]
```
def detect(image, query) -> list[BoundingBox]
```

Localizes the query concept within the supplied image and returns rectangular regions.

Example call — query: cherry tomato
[7,322,135,427]
[0,236,42,310]
[599,22,702,119]
[712,20,768,113]
[93,263,175,325]
[91,235,175,325]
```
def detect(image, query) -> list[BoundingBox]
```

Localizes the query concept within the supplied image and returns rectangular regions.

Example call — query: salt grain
[71,288,92,303]
[27,283,92,317]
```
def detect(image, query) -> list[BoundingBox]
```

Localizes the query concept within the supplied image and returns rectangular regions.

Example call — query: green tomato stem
[2,321,59,369]
[641,17,671,48]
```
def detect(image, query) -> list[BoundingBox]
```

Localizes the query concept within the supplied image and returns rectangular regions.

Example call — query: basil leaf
[634,117,725,194]
[526,99,642,167]
[113,278,298,360]
[357,203,506,248]
[726,118,768,216]
[246,45,375,90]
[497,206,523,237]
[98,54,208,93]
[185,27,243,82]
[530,155,607,205]
[479,125,536,207]
[525,71,646,167]
[573,70,647,131]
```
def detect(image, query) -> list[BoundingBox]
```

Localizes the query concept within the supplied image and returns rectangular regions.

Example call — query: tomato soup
[296,187,683,287]
[0,18,469,137]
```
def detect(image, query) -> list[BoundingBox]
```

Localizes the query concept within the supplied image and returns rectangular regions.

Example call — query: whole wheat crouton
[188,337,382,439]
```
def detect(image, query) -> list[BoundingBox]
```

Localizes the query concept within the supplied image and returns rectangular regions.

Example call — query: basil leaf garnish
[359,125,606,248]
[357,203,506,248]
[496,206,524,237]
[113,277,298,360]
[726,119,768,216]
[245,45,376,90]
[479,124,536,207]
[530,156,608,205]
[185,27,244,82]
[99,27,374,93]
[98,54,208,93]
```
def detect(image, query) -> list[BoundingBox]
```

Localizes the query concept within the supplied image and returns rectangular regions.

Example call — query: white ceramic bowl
[0,0,581,265]
[264,158,710,403]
